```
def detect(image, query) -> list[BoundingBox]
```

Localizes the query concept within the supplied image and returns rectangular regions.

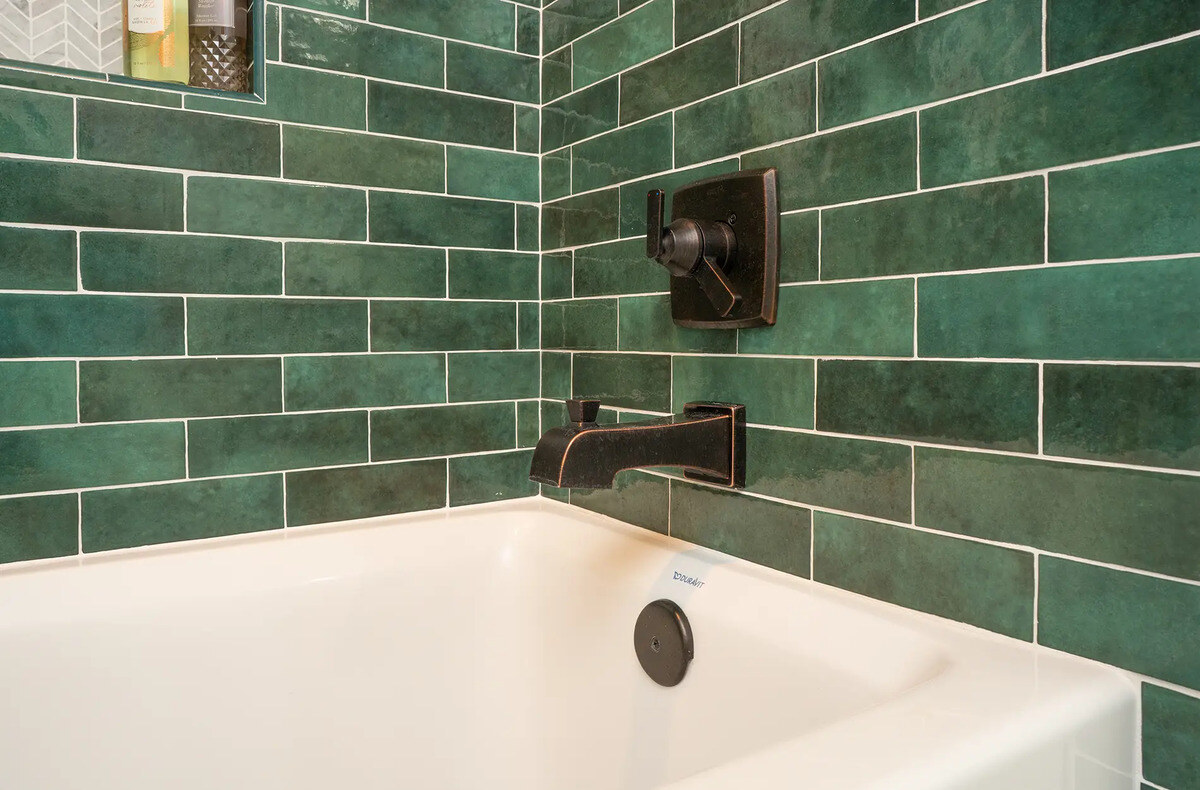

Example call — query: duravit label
[673,570,705,589]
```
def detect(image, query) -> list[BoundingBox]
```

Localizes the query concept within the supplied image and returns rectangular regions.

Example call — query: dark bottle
[188,0,249,92]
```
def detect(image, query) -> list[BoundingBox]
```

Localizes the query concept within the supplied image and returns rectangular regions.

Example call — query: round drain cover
[634,599,693,687]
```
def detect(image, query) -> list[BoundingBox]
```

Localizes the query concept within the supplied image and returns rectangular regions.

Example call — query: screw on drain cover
[634,599,693,687]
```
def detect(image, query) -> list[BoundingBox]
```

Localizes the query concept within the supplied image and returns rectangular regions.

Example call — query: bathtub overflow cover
[634,599,693,687]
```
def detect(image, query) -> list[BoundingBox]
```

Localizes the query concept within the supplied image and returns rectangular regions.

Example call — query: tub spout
[529,399,745,489]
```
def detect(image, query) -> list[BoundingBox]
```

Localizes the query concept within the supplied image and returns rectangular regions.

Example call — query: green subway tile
[266,4,281,58]
[746,427,911,521]
[740,0,913,82]
[0,85,73,156]
[573,353,670,411]
[518,400,541,446]
[448,352,539,401]
[819,0,1040,128]
[82,476,283,552]
[282,127,443,191]
[544,0,617,51]
[542,352,572,397]
[543,149,572,201]
[1044,365,1200,472]
[542,189,619,249]
[1039,557,1200,689]
[448,250,539,299]
[372,300,517,351]
[1048,0,1200,68]
[814,512,1034,640]
[822,177,1044,279]
[0,159,183,230]
[447,148,539,202]
[573,0,672,88]
[1142,684,1200,790]
[80,232,282,295]
[0,494,78,564]
[281,9,443,84]
[675,66,815,167]
[543,47,573,102]
[0,227,75,291]
[450,450,537,505]
[77,101,279,176]
[921,37,1200,187]
[0,294,183,357]
[0,422,185,496]
[916,448,1200,581]
[541,299,617,350]
[574,238,666,296]
[284,353,444,410]
[780,210,819,283]
[516,106,540,153]
[671,481,811,577]
[188,298,367,355]
[517,6,540,54]
[447,44,539,103]
[188,178,365,240]
[1050,148,1200,261]
[285,242,445,297]
[542,252,574,299]
[617,158,740,237]
[370,0,515,48]
[279,0,364,19]
[189,411,367,476]
[186,64,365,130]
[369,192,515,248]
[738,279,914,356]
[286,459,445,525]
[372,402,515,460]
[367,82,514,148]
[673,356,813,429]
[918,258,1200,361]
[0,65,179,107]
[543,77,619,150]
[571,470,669,533]
[81,358,281,421]
[618,294,736,353]
[517,205,539,251]
[620,29,738,124]
[743,114,916,211]
[572,115,673,192]
[0,362,75,428]
[818,360,1038,451]
[519,302,539,349]
[675,0,777,44]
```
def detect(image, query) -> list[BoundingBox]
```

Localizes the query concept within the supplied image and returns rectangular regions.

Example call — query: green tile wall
[4,1,1200,781]
[532,4,1200,785]
[0,1,541,561]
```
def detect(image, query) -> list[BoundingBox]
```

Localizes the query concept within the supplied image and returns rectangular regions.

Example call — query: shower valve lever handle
[646,188,741,317]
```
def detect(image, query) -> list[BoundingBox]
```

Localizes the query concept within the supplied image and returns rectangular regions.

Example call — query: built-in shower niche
[0,0,262,96]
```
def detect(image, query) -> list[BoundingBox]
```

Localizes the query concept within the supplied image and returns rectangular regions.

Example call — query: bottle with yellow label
[123,0,189,84]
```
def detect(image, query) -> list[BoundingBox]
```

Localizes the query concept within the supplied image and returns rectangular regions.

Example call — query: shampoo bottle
[123,0,189,83]
[189,0,249,92]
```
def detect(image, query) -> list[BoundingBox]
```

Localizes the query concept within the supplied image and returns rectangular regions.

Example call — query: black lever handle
[567,398,600,425]
[646,188,741,317]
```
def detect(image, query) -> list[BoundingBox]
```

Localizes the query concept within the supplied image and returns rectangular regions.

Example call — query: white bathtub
[0,498,1135,789]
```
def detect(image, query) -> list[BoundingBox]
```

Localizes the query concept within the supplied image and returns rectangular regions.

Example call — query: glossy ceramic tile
[286,460,446,526]
[814,512,1035,639]
[189,412,368,476]
[371,300,517,351]
[619,29,738,124]
[1141,683,1200,790]
[672,356,814,429]
[284,242,446,298]
[0,361,76,428]
[80,232,282,295]
[671,481,812,577]
[0,227,75,291]
[284,354,445,410]
[572,352,671,411]
[0,494,78,564]
[281,9,444,85]
[81,358,282,421]
[449,451,538,506]
[282,126,444,191]
[371,402,515,461]
[0,294,184,357]
[188,298,367,355]
[81,476,283,552]
[916,448,1200,581]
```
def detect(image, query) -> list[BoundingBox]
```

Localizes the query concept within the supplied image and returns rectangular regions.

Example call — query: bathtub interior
[0,500,950,790]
